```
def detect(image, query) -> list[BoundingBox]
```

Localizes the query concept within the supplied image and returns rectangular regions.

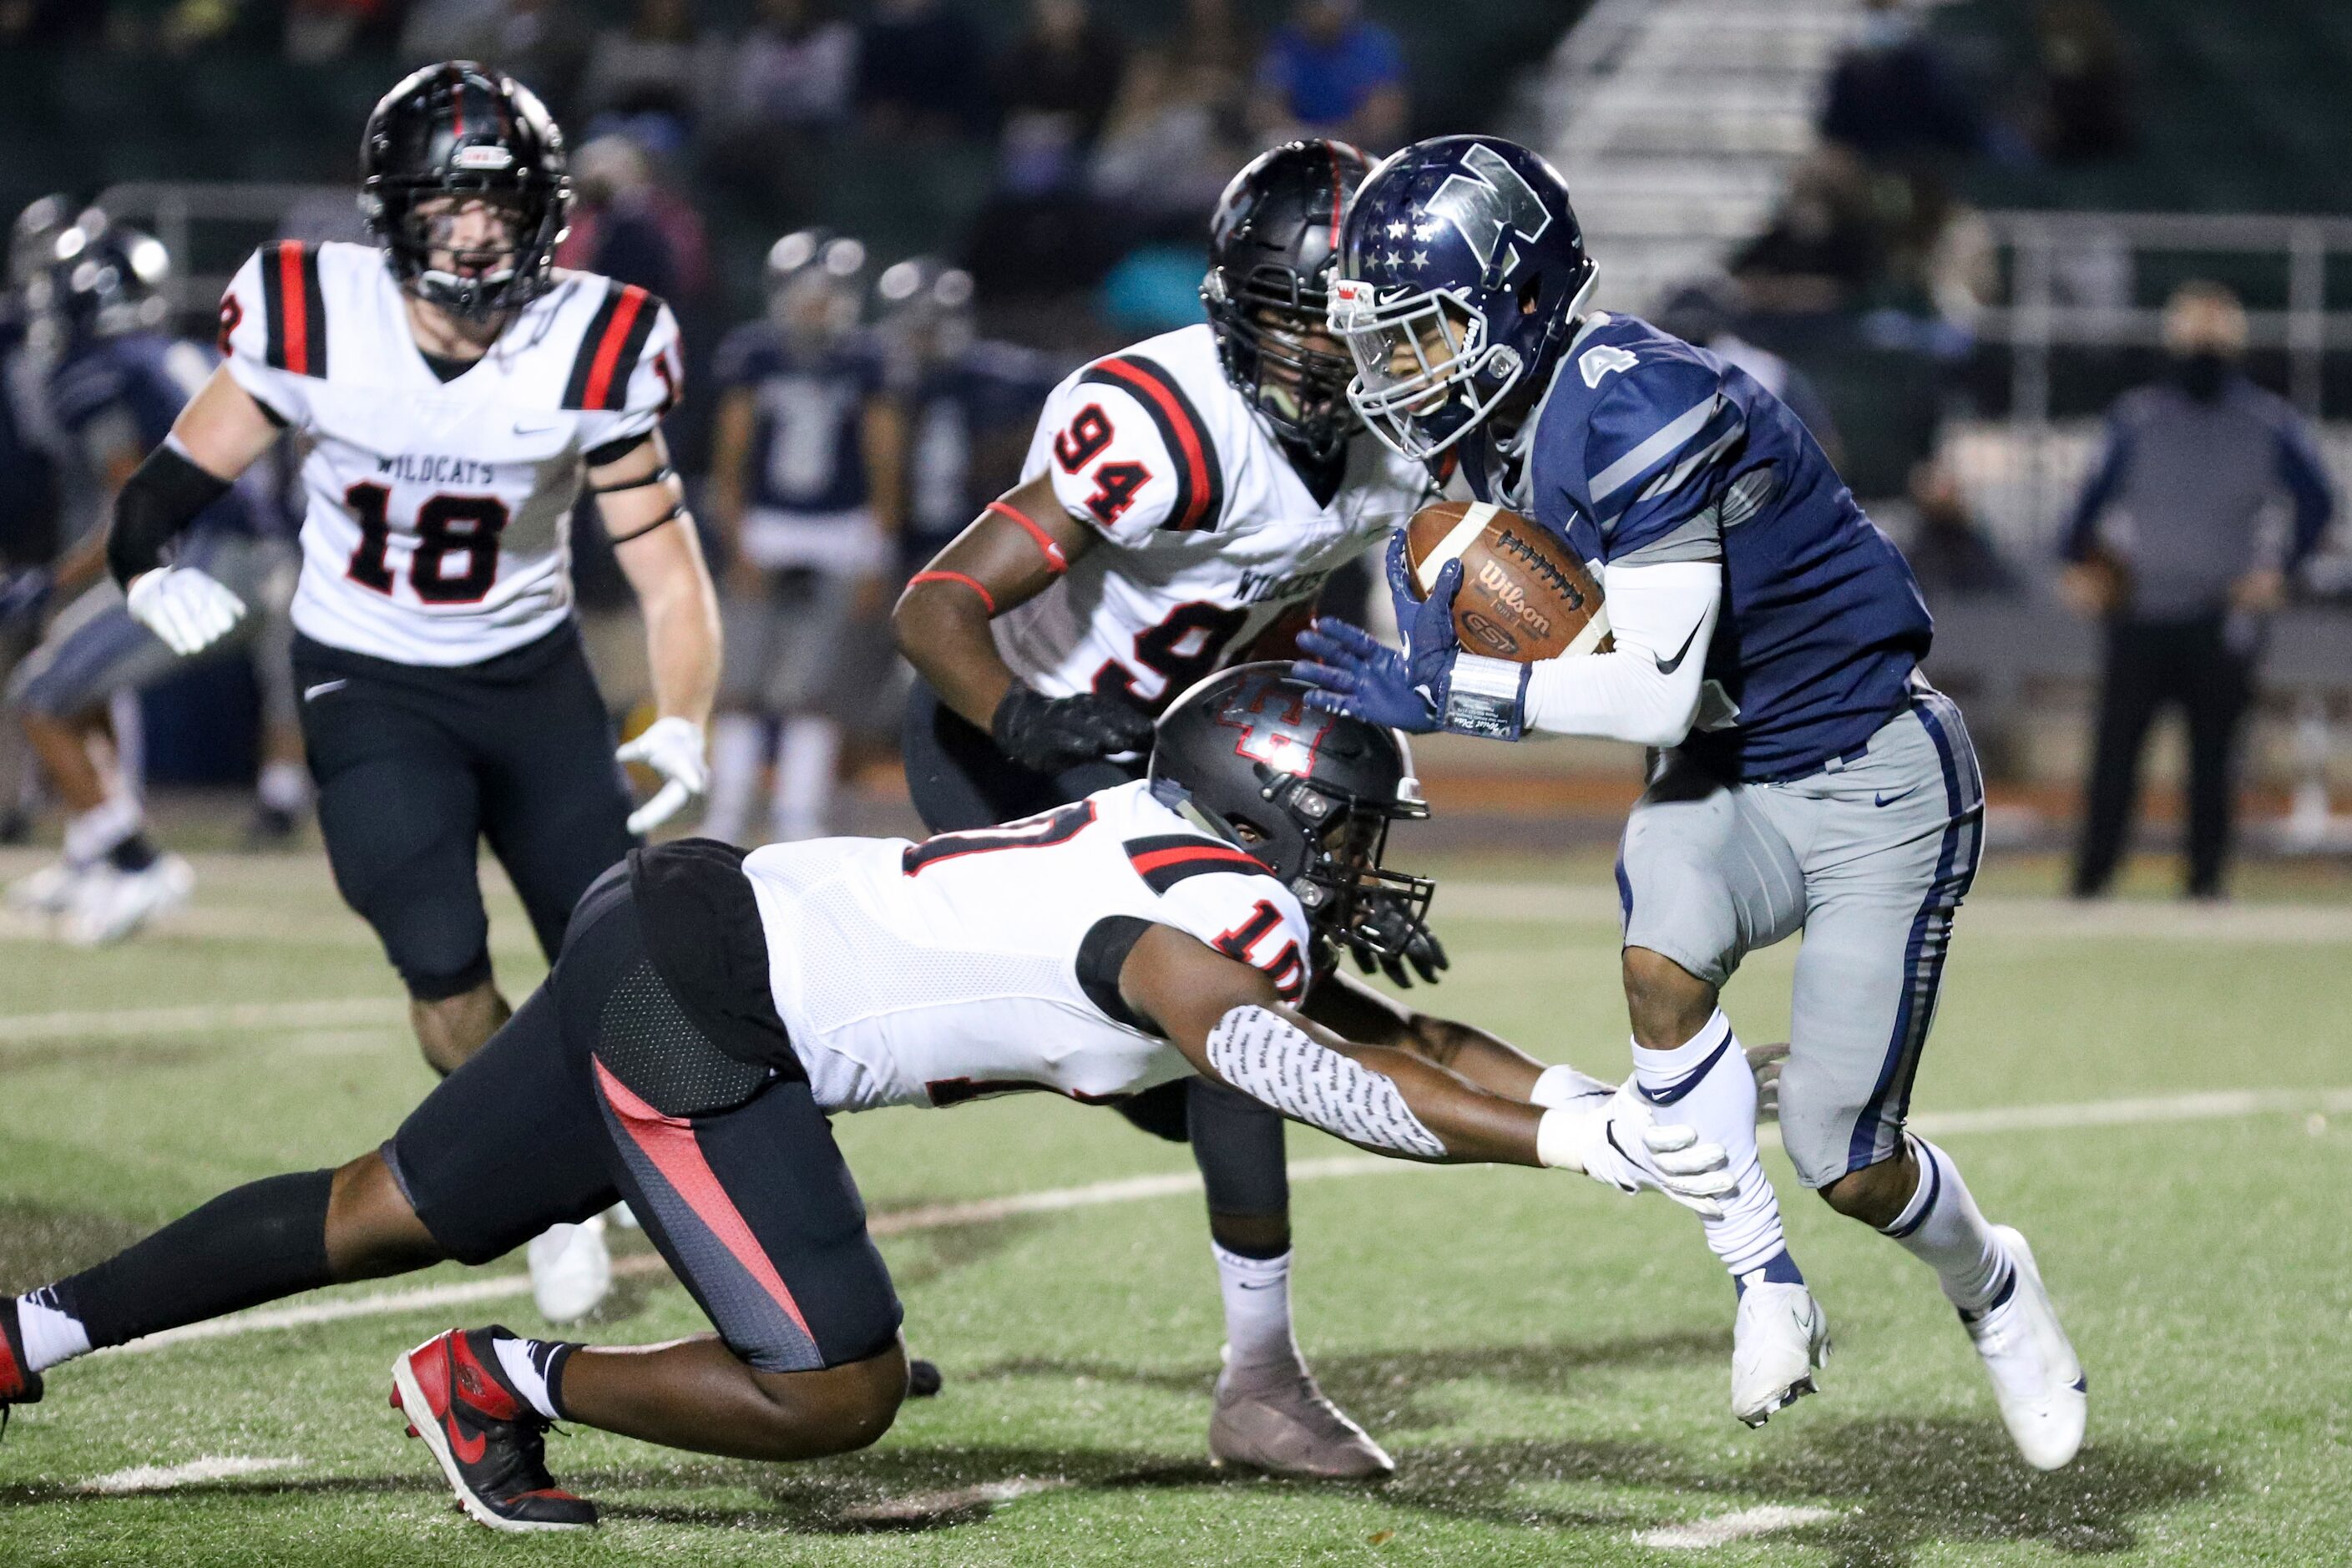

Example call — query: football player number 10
[342,482,510,604]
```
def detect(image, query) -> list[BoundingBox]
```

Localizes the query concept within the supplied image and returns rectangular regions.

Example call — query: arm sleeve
[215,248,312,431]
[2061,412,2132,562]
[1520,560,1724,748]
[1026,375,1186,545]
[575,299,686,454]
[2273,415,2335,569]
[1581,356,1744,565]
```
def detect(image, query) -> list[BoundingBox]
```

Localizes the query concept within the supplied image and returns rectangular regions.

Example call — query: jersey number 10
[343,483,510,604]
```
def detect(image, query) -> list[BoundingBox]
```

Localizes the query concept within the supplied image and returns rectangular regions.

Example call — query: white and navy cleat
[1961,1226,2086,1470]
[528,1216,612,1325]
[60,853,194,946]
[1732,1281,1830,1427]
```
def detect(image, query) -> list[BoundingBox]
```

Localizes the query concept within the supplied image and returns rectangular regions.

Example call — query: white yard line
[99,1084,2349,1358]
[0,998,404,1044]
[1636,1504,1844,1549]
[76,1455,303,1495]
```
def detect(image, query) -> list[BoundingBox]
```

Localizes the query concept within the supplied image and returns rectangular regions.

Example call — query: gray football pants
[1617,684,1985,1188]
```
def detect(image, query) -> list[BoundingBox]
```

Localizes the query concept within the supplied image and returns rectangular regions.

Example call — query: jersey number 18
[343,483,510,604]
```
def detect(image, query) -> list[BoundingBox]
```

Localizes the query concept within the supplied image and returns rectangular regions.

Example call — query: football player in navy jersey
[1294,134,2085,1469]
[2,219,295,944]
[704,230,905,843]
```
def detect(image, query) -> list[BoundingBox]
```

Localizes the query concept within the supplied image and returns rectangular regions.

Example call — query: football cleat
[6,860,86,915]
[391,1328,596,1532]
[1209,1351,1394,1480]
[1731,1281,1830,1427]
[59,853,194,946]
[528,1216,611,1325]
[1961,1226,2086,1471]
[1,1295,45,1431]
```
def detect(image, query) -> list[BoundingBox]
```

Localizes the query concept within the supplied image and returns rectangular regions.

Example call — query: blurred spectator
[579,0,718,130]
[996,0,1127,153]
[1819,0,1996,167]
[401,0,592,116]
[1901,459,2016,600]
[556,134,708,301]
[1251,0,1407,153]
[1878,169,1996,326]
[718,0,857,134]
[1172,0,1251,82]
[2060,283,2335,900]
[1729,148,1883,313]
[857,0,993,139]
[1090,44,1252,222]
[284,0,403,61]
[2029,0,2135,163]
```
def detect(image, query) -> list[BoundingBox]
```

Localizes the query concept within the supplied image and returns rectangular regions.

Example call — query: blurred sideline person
[0,198,70,841]
[0,668,1741,1533]
[2060,281,2334,899]
[3,218,298,944]
[94,63,721,1320]
[1301,134,2086,1469]
[893,142,1439,1479]
[704,230,903,844]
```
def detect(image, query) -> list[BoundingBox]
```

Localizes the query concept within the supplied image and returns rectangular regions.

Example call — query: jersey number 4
[1052,404,1151,527]
[343,483,509,604]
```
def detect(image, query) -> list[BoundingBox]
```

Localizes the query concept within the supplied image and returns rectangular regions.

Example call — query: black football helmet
[1201,139,1372,463]
[40,218,172,343]
[360,62,570,323]
[1150,663,1434,964]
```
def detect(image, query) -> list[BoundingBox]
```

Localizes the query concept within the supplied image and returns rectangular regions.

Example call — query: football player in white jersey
[892,140,1434,1476]
[94,63,720,1323]
[2,667,1737,1533]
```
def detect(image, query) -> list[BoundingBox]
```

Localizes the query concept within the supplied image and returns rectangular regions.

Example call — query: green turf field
[2,842,2348,1565]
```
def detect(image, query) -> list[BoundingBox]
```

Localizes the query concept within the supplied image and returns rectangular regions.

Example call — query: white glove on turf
[617,716,710,835]
[1537,1082,1737,1218]
[125,567,247,657]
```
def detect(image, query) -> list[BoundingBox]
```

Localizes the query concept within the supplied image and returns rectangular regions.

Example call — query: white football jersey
[219,240,683,665]
[743,778,1315,1115]
[995,323,1430,709]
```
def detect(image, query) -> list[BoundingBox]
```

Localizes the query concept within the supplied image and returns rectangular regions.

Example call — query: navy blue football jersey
[48,331,263,540]
[0,313,60,565]
[898,340,1060,569]
[1460,312,1931,781]
[712,322,886,516]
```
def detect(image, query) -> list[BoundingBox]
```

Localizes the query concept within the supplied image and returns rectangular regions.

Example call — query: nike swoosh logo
[1654,623,1704,676]
[302,680,347,701]
[1874,785,1921,808]
[513,421,557,435]
[448,1419,488,1465]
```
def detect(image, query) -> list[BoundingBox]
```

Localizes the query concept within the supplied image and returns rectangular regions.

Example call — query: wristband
[1443,654,1531,740]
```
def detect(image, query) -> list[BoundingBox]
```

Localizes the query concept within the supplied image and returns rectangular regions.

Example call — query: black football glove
[1345,896,1449,988]
[991,684,1157,774]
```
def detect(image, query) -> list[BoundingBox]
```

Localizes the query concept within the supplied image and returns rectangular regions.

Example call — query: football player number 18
[343,482,511,604]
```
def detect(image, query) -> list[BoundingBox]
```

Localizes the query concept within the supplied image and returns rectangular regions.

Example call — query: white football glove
[617,716,710,835]
[1537,1083,1737,1218]
[124,566,247,657]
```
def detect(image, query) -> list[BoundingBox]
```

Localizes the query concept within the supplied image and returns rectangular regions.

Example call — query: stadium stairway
[1532,0,1870,314]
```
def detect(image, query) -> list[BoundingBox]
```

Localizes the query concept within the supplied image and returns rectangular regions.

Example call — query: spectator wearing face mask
[2059,281,2335,900]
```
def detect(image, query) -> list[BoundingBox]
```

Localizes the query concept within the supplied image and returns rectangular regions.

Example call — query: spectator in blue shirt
[1251,0,1406,152]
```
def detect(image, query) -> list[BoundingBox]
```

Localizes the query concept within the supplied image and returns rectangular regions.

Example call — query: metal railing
[93,182,357,318]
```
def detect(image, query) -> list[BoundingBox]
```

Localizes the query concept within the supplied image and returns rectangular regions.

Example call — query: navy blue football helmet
[40,218,172,343]
[1328,135,1597,462]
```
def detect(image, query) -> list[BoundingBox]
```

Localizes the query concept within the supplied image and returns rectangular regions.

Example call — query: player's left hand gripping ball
[124,566,248,656]
[617,716,710,835]
[1292,534,1530,740]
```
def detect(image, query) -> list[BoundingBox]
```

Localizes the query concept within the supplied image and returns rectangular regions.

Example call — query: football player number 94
[342,481,510,604]
[1051,403,1151,528]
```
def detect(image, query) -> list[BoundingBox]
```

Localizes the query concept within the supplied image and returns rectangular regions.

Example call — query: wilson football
[1401,500,1611,662]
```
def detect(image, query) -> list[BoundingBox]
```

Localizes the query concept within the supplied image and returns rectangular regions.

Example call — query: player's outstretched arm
[1123,923,1733,1213]
[597,431,721,832]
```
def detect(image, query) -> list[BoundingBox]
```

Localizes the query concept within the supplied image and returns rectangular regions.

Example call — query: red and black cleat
[0,1296,44,1435]
[390,1327,596,1532]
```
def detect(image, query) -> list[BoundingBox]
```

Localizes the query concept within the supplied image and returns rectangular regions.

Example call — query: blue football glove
[1291,534,1530,739]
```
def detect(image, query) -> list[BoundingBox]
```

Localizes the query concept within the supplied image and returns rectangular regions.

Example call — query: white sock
[63,796,143,866]
[256,760,311,815]
[17,1287,92,1373]
[771,716,840,842]
[1211,1243,1300,1375]
[492,1331,566,1421]
[1631,1009,1793,1281]
[1529,1061,1611,1109]
[702,712,766,845]
[1882,1134,2011,1313]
